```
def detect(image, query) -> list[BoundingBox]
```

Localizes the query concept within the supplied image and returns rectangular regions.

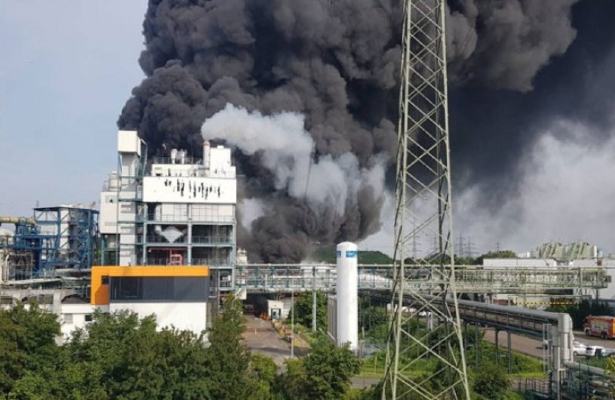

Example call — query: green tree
[276,335,361,400]
[473,251,517,265]
[60,310,211,400]
[606,357,615,396]
[249,353,278,400]
[0,303,61,396]
[359,297,388,343]
[472,362,510,399]
[547,299,613,329]
[289,291,327,330]
[205,295,255,399]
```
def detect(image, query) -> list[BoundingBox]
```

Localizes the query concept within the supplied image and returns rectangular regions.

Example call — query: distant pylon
[382,0,470,399]
[457,232,464,258]
[464,238,475,259]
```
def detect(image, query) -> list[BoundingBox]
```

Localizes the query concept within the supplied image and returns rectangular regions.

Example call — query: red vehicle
[584,316,615,339]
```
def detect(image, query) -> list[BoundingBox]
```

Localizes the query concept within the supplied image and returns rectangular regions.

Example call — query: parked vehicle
[604,348,615,357]
[584,316,615,339]
[572,341,587,356]
[586,345,606,357]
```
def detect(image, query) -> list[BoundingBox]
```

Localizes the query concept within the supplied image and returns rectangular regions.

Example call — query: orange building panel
[91,265,209,305]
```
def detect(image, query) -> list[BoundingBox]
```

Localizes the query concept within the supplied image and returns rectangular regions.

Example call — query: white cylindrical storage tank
[336,241,358,351]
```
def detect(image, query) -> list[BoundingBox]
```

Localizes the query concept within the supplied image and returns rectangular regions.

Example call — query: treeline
[312,245,518,266]
[547,299,614,329]
[0,297,360,400]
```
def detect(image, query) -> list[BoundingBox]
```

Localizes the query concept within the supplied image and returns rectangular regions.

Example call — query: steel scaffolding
[234,264,608,296]
[382,0,470,398]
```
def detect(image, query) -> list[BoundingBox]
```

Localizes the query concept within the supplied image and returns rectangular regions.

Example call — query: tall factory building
[99,131,237,289]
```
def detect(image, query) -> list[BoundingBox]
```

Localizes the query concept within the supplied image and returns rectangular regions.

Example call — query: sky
[1,1,615,257]
[0,1,147,215]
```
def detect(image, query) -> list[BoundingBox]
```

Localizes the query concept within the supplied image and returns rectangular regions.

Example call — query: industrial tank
[336,241,358,351]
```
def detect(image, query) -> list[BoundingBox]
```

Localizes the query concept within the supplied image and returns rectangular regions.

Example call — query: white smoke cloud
[457,119,615,254]
[201,103,385,215]
[359,191,395,255]
[238,198,266,232]
[363,118,615,257]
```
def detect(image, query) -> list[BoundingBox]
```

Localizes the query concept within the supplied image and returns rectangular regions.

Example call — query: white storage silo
[336,241,358,351]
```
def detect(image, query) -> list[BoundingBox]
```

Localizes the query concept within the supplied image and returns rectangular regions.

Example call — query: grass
[358,351,440,380]
[575,355,610,369]
[467,342,545,377]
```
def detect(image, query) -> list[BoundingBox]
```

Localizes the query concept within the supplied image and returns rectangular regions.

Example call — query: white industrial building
[482,255,604,306]
[99,131,237,289]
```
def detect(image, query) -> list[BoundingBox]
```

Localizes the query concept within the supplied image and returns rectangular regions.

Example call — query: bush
[276,335,361,400]
[472,362,510,399]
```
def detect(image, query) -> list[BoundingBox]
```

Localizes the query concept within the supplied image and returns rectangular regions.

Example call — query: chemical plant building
[482,241,607,306]
[1,130,237,340]
[90,266,210,334]
[99,130,237,291]
[0,206,98,280]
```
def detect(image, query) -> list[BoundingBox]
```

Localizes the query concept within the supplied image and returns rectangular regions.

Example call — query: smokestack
[203,140,210,170]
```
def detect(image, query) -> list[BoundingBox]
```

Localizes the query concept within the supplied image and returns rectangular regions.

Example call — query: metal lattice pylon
[382,1,470,399]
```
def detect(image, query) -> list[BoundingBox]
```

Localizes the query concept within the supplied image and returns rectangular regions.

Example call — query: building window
[109,276,208,302]
[85,314,93,322]
[112,277,142,300]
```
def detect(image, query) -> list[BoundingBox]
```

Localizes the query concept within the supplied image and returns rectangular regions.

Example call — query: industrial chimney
[203,140,211,170]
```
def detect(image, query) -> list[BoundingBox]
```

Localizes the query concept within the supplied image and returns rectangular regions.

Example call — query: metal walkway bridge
[236,263,608,295]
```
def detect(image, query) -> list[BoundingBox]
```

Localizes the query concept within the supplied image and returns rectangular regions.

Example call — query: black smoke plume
[119,0,586,261]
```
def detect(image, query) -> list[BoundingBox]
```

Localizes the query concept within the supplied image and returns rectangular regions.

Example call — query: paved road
[482,328,615,360]
[243,316,291,366]
[483,329,544,358]
[573,330,615,348]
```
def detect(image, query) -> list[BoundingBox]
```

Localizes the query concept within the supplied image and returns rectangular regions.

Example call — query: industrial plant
[4,0,615,399]
[98,130,236,289]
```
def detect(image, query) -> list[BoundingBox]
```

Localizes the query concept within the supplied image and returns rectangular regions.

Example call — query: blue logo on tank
[345,250,357,257]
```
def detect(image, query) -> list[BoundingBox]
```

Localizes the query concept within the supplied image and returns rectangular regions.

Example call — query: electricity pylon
[382,1,470,399]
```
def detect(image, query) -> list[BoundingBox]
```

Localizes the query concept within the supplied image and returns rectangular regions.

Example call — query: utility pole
[382,0,470,398]
[290,285,295,358]
[312,265,317,332]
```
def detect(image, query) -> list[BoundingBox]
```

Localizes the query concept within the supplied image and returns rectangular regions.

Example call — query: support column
[507,331,512,373]
[142,222,148,264]
[186,217,192,265]
[312,266,317,332]
[495,329,499,365]
[475,325,480,366]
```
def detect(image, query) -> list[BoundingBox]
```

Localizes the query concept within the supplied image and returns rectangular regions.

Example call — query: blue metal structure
[0,207,98,278]
[33,207,99,275]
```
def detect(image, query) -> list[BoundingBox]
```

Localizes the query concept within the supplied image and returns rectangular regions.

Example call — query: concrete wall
[60,303,96,340]
[109,302,207,334]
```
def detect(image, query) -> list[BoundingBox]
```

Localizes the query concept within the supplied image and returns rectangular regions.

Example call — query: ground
[483,328,615,359]
[483,329,544,358]
[242,315,293,366]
